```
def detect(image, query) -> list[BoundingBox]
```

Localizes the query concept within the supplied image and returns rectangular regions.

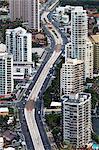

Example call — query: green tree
[52,127,60,136]
[92,133,99,144]
[97,8,99,13]
[93,26,98,34]
[45,114,61,128]
[0,19,23,43]
[63,141,73,150]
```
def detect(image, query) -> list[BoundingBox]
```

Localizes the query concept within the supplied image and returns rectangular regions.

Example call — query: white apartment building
[0,44,13,95]
[6,27,33,79]
[62,92,91,149]
[28,0,40,31]
[60,58,84,96]
[66,6,93,79]
[9,0,28,22]
[6,27,32,62]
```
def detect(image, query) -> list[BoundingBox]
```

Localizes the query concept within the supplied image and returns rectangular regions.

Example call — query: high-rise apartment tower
[60,58,84,95]
[28,0,40,31]
[66,7,93,79]
[0,44,13,95]
[62,92,91,149]
[9,0,28,22]
[6,27,32,62]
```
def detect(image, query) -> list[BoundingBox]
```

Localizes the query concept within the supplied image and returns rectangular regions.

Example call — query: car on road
[38,111,40,115]
[25,98,28,101]
[25,95,29,98]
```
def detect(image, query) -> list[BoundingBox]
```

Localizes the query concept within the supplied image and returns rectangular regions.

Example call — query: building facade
[6,27,33,78]
[65,42,72,59]
[90,34,99,72]
[9,0,40,31]
[9,0,28,22]
[13,62,33,80]
[62,93,91,149]
[60,58,84,96]
[28,0,40,31]
[6,27,32,62]
[86,38,93,79]
[0,44,13,95]
[71,7,88,60]
[66,6,93,79]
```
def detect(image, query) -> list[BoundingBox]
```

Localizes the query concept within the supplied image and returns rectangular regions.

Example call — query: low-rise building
[55,6,69,24]
[50,102,61,108]
[0,108,9,116]
[3,130,17,142]
[32,33,47,46]
[13,62,33,80]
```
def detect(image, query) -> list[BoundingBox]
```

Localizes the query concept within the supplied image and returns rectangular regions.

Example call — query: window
[16,68,20,72]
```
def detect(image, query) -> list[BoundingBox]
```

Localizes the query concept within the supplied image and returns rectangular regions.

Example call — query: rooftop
[0,137,3,142]
[65,58,83,65]
[0,107,9,113]
[74,6,83,11]
[86,37,93,45]
[6,27,26,34]
[4,147,15,150]
[0,43,6,53]
[90,34,99,44]
[3,130,17,142]
[50,102,61,107]
[88,13,99,17]
[62,93,91,104]
[35,33,45,39]
[72,6,86,12]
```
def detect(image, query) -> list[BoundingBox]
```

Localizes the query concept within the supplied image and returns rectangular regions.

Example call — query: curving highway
[24,0,64,150]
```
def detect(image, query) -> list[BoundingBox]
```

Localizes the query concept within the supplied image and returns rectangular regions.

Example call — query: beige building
[66,38,93,79]
[90,34,99,72]
[60,58,84,96]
